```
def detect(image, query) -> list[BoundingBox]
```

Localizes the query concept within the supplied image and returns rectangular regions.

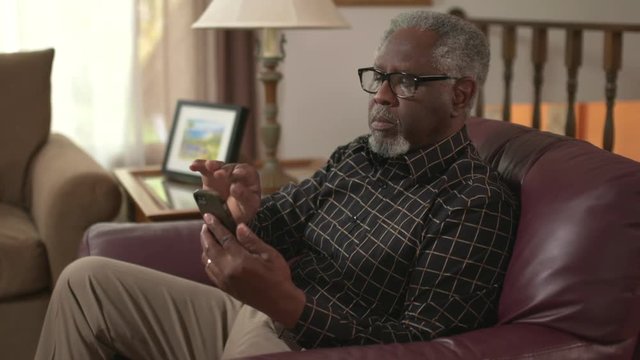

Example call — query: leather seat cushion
[0,204,49,299]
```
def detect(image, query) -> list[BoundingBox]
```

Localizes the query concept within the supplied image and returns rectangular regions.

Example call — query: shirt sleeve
[251,142,353,260]
[250,173,324,260]
[291,192,518,348]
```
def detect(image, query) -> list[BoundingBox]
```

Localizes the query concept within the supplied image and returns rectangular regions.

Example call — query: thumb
[236,224,272,258]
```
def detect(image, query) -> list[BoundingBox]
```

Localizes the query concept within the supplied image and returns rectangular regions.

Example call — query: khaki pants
[35,257,295,360]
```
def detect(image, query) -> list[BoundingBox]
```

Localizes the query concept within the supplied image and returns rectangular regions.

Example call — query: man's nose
[373,80,399,107]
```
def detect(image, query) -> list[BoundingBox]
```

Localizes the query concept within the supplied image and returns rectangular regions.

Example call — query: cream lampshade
[193,0,349,194]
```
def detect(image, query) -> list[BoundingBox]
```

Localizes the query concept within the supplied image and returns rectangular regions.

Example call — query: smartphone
[193,189,237,232]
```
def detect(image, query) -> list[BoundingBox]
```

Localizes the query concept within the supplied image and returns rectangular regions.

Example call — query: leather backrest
[466,117,640,344]
[0,49,54,209]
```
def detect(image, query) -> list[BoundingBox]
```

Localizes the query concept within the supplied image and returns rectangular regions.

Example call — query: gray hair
[379,11,490,87]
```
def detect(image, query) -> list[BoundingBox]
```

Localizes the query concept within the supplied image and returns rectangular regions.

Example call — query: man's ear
[451,78,476,115]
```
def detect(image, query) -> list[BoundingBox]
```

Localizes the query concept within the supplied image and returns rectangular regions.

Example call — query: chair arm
[79,220,209,284]
[244,324,628,360]
[29,133,121,283]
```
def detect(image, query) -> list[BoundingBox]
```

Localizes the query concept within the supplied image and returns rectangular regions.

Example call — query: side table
[114,167,200,222]
[114,158,326,222]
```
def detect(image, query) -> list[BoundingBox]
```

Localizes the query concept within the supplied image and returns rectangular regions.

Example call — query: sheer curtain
[1,0,256,168]
[137,0,217,165]
[0,0,140,168]
[215,30,257,163]
[138,0,257,165]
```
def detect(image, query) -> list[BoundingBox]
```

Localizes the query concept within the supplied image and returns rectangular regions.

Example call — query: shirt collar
[364,127,470,183]
[405,127,470,183]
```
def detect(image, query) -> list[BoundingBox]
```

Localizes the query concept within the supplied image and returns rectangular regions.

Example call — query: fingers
[190,159,224,174]
[236,224,272,260]
[200,224,222,258]
[226,164,262,222]
[202,252,222,288]
[229,163,259,182]
[204,213,242,255]
[191,161,260,203]
[190,160,229,196]
[217,163,259,189]
[201,224,223,287]
[203,216,270,259]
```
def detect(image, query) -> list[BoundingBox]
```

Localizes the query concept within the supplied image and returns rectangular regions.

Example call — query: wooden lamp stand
[257,28,296,194]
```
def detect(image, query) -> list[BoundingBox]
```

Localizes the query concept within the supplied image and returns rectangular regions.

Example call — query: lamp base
[259,159,297,194]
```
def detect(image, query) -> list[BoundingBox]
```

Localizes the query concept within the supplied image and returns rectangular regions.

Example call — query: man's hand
[189,159,261,225]
[200,214,306,329]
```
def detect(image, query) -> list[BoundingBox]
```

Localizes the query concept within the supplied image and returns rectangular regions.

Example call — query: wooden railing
[454,11,640,151]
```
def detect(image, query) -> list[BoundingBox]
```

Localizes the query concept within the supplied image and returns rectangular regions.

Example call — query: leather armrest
[243,324,627,360]
[80,220,210,284]
[29,133,121,283]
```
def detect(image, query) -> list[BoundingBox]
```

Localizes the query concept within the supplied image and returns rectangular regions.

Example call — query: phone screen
[193,189,237,232]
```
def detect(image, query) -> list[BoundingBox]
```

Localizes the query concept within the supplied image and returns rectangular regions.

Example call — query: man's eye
[398,75,414,86]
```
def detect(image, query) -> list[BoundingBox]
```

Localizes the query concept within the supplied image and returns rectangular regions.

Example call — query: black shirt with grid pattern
[251,127,519,349]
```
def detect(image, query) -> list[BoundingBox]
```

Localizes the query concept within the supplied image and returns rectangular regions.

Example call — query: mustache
[369,106,399,124]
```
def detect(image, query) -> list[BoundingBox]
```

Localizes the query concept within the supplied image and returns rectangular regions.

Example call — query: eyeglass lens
[360,69,416,98]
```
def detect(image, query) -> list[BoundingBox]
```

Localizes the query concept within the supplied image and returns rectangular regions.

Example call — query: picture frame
[162,100,248,184]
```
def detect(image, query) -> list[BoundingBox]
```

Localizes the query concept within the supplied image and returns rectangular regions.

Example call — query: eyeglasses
[357,67,456,99]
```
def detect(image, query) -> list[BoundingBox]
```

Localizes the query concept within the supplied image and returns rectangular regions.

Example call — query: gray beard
[368,105,410,158]
[368,131,410,158]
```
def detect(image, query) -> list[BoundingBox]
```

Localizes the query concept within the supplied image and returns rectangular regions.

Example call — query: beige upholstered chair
[0,49,122,360]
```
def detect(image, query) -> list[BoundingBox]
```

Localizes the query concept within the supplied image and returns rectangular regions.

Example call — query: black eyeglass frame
[357,67,457,98]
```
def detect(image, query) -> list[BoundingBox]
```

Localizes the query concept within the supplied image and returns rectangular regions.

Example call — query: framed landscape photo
[162,100,248,184]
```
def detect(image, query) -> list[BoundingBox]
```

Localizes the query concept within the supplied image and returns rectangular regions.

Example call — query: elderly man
[36,10,517,360]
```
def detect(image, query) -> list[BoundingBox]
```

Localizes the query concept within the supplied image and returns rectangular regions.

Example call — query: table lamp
[193,0,349,194]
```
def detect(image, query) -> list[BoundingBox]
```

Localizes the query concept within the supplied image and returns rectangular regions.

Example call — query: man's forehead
[374,28,436,71]
[383,28,438,47]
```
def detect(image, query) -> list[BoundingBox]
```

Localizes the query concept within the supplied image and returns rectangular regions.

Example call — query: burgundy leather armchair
[80,117,640,359]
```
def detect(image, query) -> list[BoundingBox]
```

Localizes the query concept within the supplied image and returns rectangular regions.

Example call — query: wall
[273,0,640,159]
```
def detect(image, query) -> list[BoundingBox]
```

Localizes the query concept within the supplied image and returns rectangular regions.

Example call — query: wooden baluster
[603,31,622,152]
[502,25,517,122]
[531,27,548,130]
[564,29,582,138]
[475,23,489,118]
